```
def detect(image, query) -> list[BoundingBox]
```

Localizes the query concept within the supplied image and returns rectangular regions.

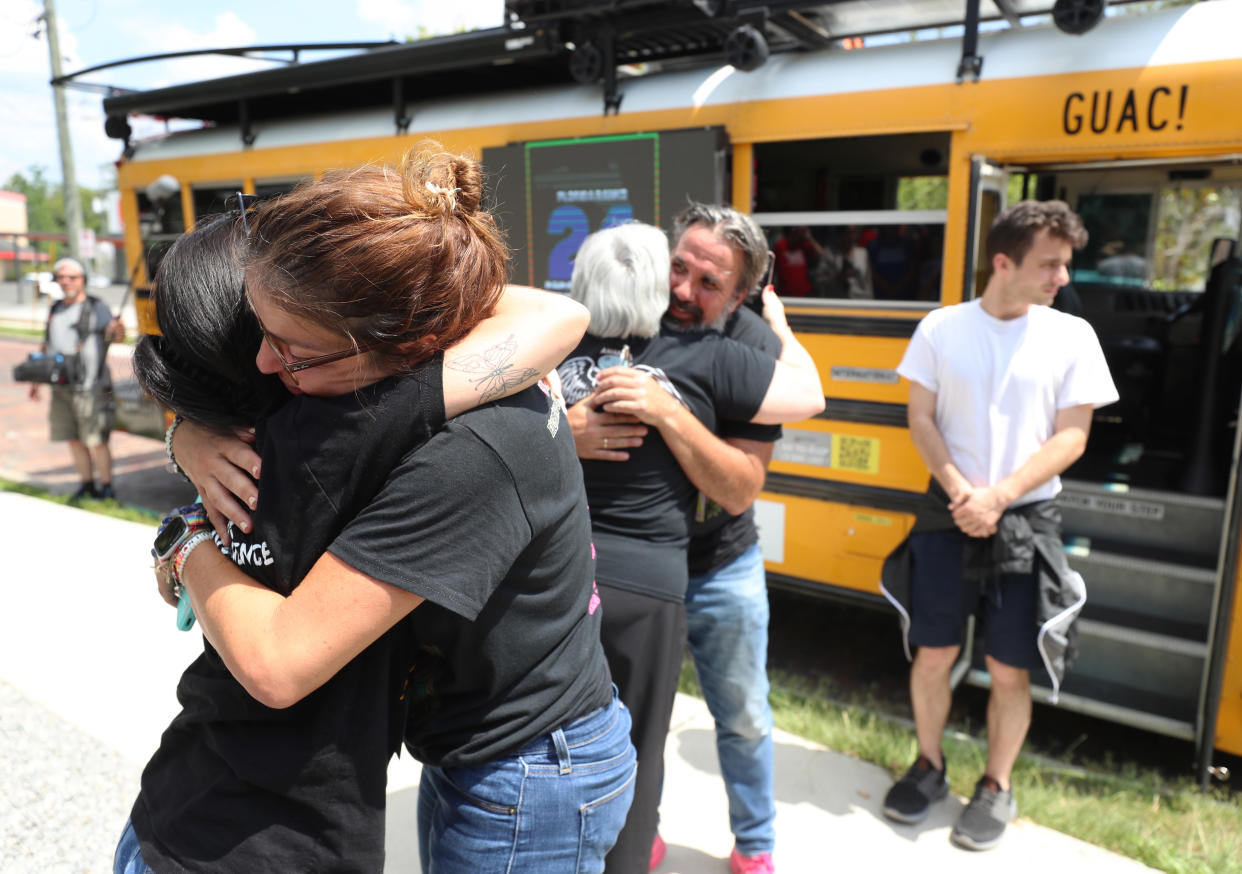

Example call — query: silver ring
[603,438,609,450]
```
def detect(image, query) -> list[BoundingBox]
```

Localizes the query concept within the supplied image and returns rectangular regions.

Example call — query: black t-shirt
[558,331,774,602]
[131,361,444,874]
[330,384,613,767]
[687,307,785,576]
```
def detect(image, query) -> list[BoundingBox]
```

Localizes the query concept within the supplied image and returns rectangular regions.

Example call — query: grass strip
[0,477,159,526]
[680,661,1241,874]
[0,324,137,344]
[0,325,47,341]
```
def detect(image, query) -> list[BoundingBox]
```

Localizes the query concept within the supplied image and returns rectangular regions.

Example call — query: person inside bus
[879,200,1118,851]
[868,224,918,299]
[812,225,872,299]
[772,225,821,296]
[117,145,636,874]
[1097,238,1147,283]
[566,203,805,874]
[556,222,824,874]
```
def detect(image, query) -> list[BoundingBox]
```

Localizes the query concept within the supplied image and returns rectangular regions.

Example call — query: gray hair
[569,223,671,339]
[52,257,86,278]
[672,202,767,301]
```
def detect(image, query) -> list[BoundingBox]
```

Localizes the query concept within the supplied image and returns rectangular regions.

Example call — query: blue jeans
[685,544,776,856]
[417,690,637,873]
[113,820,153,874]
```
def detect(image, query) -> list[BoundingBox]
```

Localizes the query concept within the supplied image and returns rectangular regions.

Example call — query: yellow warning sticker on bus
[831,434,880,474]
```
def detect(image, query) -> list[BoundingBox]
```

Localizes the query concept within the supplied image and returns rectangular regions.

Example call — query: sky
[0,0,506,190]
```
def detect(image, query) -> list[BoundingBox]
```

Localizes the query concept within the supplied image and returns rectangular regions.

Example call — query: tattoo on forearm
[445,334,540,402]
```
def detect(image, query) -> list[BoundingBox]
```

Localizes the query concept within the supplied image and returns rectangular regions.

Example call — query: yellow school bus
[97,1,1242,775]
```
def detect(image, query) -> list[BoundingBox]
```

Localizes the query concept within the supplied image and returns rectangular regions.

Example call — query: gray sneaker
[882,755,948,824]
[950,777,1017,851]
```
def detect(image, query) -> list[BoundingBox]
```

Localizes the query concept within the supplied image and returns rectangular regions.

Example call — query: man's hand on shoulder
[566,393,647,461]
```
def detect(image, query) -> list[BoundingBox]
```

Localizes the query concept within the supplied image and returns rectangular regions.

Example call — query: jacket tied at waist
[879,483,1087,702]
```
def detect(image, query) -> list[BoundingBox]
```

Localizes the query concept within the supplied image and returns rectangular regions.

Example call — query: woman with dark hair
[556,222,823,874]
[130,216,283,431]
[117,145,634,874]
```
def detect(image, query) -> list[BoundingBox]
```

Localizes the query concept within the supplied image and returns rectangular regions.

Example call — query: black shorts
[907,529,1041,671]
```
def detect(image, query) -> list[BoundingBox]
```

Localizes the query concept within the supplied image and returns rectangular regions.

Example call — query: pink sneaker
[729,846,774,874]
[649,833,666,870]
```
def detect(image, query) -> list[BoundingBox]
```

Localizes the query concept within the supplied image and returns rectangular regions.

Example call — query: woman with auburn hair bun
[118,143,635,874]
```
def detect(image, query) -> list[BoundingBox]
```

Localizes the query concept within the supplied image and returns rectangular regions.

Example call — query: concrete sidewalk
[0,491,1157,874]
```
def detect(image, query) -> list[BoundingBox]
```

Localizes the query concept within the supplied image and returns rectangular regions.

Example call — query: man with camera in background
[28,258,124,501]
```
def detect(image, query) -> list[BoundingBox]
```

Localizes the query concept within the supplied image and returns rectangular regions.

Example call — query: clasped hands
[947,484,1011,538]
[564,365,681,461]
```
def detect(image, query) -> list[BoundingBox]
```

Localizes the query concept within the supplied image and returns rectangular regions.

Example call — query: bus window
[752,132,950,302]
[1064,175,1242,295]
[1074,192,1152,287]
[1047,162,1242,495]
[136,189,186,282]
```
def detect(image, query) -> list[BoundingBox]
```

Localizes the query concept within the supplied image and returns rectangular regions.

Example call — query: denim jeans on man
[684,543,776,856]
[417,689,636,873]
[113,820,153,874]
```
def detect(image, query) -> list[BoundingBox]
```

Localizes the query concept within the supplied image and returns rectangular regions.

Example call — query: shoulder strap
[74,296,101,340]
[44,300,59,345]
[73,297,110,384]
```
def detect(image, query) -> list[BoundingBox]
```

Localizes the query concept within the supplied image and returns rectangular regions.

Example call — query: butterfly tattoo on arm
[445,334,541,402]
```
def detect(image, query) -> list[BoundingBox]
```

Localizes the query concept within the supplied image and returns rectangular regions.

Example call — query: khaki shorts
[49,384,115,447]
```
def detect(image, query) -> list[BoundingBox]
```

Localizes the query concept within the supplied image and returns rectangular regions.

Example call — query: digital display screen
[483,128,724,290]
[524,134,659,291]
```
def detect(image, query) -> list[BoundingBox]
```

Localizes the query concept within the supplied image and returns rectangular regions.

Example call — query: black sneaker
[97,483,116,500]
[69,483,98,502]
[882,754,948,824]
[950,776,1017,851]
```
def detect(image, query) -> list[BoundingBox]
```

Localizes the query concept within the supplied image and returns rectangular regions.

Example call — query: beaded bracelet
[164,415,185,476]
[172,530,216,595]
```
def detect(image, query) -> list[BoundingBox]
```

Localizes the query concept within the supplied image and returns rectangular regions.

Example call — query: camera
[13,352,77,385]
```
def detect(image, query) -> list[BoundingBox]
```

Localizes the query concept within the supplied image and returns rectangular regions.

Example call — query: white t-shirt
[898,300,1119,505]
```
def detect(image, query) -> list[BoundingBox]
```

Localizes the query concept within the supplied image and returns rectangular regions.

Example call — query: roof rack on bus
[64,0,1121,144]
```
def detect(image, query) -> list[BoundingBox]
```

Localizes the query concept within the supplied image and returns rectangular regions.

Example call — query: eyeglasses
[53,273,83,281]
[249,300,377,387]
[224,191,259,236]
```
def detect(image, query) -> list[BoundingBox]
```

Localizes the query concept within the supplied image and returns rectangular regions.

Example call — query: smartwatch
[153,504,210,564]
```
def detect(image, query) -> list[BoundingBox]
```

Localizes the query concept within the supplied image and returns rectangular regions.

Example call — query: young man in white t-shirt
[882,201,1118,850]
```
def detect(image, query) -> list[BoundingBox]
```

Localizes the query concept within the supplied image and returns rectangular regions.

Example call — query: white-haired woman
[557,222,823,874]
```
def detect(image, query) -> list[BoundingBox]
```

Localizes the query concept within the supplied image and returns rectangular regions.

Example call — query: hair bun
[423,180,462,214]
[402,142,484,219]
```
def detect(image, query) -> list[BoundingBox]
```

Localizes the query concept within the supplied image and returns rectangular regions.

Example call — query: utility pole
[42,0,84,260]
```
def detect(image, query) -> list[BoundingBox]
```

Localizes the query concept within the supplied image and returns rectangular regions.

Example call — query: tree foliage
[1151,186,1242,290]
[3,166,107,234]
[895,176,947,210]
